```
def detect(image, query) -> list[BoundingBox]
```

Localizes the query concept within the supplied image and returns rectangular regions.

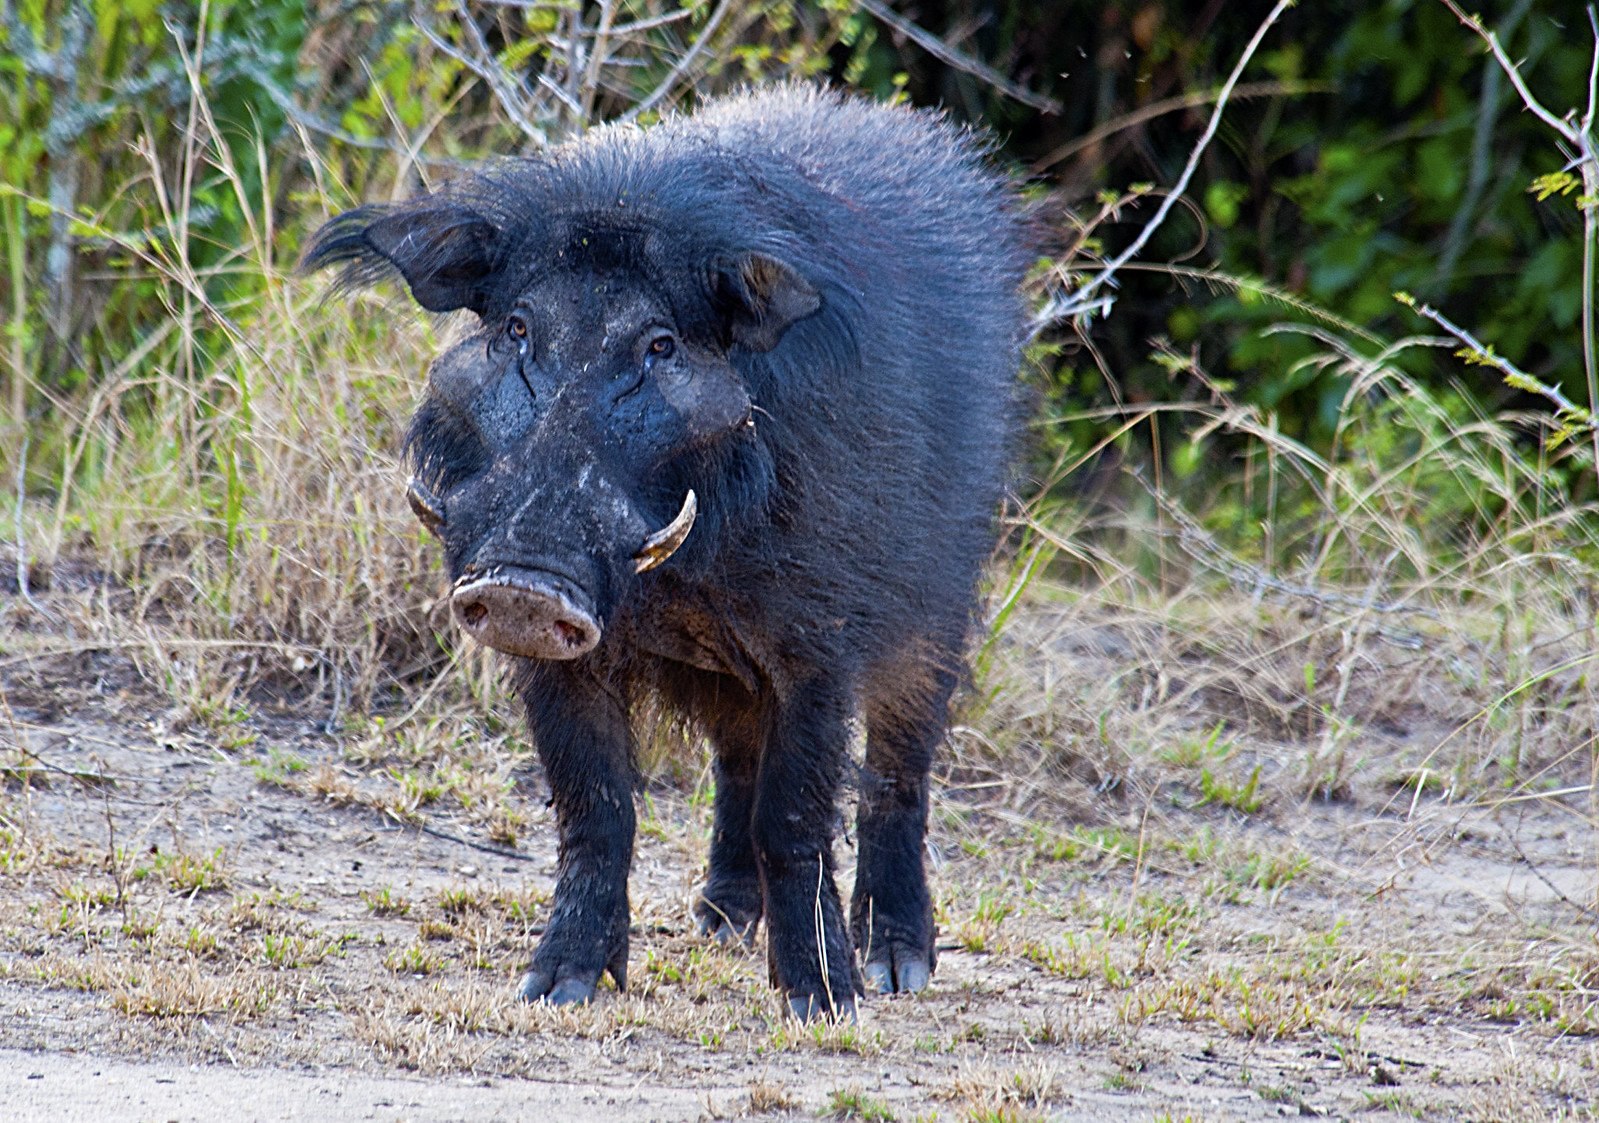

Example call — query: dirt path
[1,1047,733,1122]
[1,616,1595,1121]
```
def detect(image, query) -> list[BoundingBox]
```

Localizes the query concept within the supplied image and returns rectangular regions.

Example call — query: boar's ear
[302,203,502,315]
[712,254,820,352]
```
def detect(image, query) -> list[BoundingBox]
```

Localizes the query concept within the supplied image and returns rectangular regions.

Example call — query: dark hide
[304,85,1031,1021]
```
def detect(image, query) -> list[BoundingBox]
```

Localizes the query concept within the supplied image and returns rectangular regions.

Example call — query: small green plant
[645,949,684,985]
[827,1086,895,1121]
[966,1109,1045,1123]
[955,890,1015,954]
[1198,764,1265,814]
[436,886,485,916]
[383,944,442,976]
[58,882,115,909]
[418,919,454,941]
[810,1019,881,1055]
[389,768,445,812]
[181,927,221,958]
[1102,1070,1143,1092]
[1228,850,1311,893]
[361,887,412,918]
[259,932,332,969]
[1161,722,1234,768]
[252,750,307,788]
[153,848,229,895]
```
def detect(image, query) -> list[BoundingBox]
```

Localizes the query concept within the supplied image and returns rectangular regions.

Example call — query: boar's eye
[643,334,675,370]
[506,314,531,352]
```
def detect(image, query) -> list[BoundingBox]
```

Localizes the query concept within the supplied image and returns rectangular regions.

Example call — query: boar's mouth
[451,567,601,660]
[446,492,697,660]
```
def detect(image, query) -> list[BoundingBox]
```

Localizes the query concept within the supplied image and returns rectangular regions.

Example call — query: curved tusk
[633,490,698,573]
[406,478,446,535]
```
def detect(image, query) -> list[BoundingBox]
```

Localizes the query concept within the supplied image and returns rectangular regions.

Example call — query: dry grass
[1,23,1598,1122]
[1,626,1596,1115]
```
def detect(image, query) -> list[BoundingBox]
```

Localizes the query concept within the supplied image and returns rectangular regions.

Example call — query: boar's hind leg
[513,663,634,1006]
[693,702,764,946]
[851,663,956,995]
[753,676,861,1021]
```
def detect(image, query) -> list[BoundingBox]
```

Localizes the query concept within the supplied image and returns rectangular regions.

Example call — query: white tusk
[633,490,698,573]
[406,478,446,534]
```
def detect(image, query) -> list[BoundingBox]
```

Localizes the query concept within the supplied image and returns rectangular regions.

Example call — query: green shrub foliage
[1,0,1592,552]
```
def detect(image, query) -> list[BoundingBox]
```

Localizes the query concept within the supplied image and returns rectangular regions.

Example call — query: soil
[1,606,1595,1122]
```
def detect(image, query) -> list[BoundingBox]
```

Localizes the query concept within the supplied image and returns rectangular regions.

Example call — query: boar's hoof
[452,570,600,660]
[787,992,858,1023]
[693,893,761,947]
[516,966,600,1007]
[862,952,931,996]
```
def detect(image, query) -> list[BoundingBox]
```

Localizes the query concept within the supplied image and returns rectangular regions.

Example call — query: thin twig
[1585,8,1599,488]
[12,432,51,620]
[1398,294,1595,434]
[414,3,549,144]
[1438,0,1581,137]
[1034,0,1294,330]
[1508,830,1599,922]
[621,0,733,123]
[382,819,535,863]
[579,0,616,126]
[6,743,128,788]
[1031,80,1328,174]
[854,0,1060,115]
[608,8,692,37]
[1438,0,1599,473]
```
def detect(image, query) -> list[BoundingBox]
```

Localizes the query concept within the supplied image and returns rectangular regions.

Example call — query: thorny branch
[1033,0,1296,333]
[1437,0,1599,477]
[1397,294,1595,441]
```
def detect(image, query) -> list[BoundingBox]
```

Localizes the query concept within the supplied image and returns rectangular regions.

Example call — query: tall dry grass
[2,105,476,724]
[0,8,1595,838]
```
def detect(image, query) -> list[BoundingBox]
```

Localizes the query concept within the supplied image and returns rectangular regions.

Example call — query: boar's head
[304,192,820,660]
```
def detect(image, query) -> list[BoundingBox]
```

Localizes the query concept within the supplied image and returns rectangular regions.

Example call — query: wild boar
[305,85,1030,1020]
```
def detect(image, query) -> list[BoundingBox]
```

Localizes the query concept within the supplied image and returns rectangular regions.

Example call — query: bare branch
[621,0,734,123]
[580,0,617,125]
[1438,0,1599,473]
[1033,0,1294,331]
[608,8,692,37]
[1439,0,1581,142]
[413,2,550,145]
[1398,293,1595,435]
[854,0,1061,115]
[1586,6,1598,133]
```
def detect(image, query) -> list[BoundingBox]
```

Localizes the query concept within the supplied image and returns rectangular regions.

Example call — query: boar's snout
[450,569,600,660]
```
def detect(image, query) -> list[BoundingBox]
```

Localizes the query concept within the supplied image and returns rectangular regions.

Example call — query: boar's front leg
[513,661,634,1006]
[753,676,862,1020]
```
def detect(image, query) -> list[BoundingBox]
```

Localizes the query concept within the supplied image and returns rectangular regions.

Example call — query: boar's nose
[450,569,600,660]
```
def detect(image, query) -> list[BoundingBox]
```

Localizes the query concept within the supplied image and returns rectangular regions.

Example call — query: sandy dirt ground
[1,604,1595,1122]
